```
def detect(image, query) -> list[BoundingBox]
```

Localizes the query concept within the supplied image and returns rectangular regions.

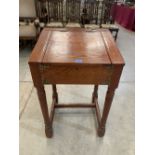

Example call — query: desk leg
[97,87,115,137]
[36,86,53,138]
[92,85,98,103]
[52,84,58,103]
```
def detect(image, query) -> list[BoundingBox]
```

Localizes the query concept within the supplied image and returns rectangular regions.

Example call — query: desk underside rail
[49,94,102,136]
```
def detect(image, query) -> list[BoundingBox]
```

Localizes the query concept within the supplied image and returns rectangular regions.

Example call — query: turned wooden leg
[97,86,116,137]
[92,85,98,103]
[52,84,58,103]
[36,86,53,138]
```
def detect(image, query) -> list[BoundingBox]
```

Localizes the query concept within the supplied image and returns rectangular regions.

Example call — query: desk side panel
[28,29,51,63]
[101,30,125,65]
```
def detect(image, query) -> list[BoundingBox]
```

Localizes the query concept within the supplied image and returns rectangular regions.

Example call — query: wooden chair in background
[19,0,39,48]
[100,1,119,40]
[46,0,64,28]
[35,0,48,30]
[20,0,119,41]
[19,17,40,48]
[82,0,100,29]
[65,0,82,28]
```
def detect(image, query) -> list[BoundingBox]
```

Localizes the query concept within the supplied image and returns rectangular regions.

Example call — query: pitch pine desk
[29,28,125,138]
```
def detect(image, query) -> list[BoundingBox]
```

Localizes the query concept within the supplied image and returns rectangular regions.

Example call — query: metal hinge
[39,64,50,84]
[40,64,49,71]
[43,79,49,84]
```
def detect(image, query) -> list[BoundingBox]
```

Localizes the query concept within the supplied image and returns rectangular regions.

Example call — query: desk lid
[29,28,124,65]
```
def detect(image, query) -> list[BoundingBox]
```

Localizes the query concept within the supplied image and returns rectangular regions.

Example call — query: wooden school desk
[29,28,125,138]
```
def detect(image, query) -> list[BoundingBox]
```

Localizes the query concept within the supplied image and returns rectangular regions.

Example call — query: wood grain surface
[29,28,124,65]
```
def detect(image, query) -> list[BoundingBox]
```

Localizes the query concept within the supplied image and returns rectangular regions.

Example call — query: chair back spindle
[66,0,81,23]
[83,0,99,25]
[48,0,63,23]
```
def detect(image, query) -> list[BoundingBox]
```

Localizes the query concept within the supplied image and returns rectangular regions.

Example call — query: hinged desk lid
[29,28,124,65]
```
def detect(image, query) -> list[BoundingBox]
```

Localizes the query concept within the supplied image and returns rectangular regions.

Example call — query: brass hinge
[101,78,111,85]
[43,79,49,84]
[40,64,49,71]
[40,64,50,84]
